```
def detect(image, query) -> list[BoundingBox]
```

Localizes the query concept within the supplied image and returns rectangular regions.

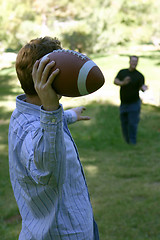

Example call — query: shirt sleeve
[64,109,78,124]
[139,74,145,88]
[115,69,124,81]
[20,104,66,187]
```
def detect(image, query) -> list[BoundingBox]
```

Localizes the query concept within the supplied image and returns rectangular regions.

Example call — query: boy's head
[16,36,62,95]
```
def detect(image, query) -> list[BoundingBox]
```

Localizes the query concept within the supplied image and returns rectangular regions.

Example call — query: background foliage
[0,0,160,53]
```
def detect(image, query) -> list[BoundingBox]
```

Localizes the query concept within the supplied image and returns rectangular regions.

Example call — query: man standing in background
[114,56,148,144]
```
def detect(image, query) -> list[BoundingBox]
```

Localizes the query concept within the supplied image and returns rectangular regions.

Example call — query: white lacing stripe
[77,60,96,95]
[53,49,87,59]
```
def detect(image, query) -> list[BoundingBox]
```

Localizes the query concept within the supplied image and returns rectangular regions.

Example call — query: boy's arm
[20,105,66,186]
[21,57,66,186]
[64,107,91,124]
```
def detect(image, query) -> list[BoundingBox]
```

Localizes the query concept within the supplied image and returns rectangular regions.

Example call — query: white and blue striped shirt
[8,94,99,240]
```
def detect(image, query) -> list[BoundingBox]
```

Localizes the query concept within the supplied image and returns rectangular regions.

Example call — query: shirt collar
[16,94,40,117]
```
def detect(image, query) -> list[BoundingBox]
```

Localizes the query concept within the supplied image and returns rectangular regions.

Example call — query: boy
[8,37,99,239]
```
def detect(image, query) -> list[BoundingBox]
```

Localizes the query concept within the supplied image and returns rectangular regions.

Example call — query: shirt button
[52,118,56,123]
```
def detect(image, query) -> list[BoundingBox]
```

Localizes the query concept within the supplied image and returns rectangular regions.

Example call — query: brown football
[41,49,105,97]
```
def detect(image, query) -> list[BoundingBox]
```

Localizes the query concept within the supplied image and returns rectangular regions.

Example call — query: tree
[0,0,159,53]
[0,0,36,50]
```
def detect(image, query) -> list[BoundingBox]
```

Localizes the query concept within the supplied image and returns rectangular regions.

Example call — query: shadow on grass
[69,101,122,151]
[68,101,160,240]
[69,101,160,152]
[0,65,22,101]
[0,64,22,236]
[0,104,22,238]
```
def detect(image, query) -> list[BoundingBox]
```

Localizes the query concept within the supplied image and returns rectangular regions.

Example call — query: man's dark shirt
[116,69,144,104]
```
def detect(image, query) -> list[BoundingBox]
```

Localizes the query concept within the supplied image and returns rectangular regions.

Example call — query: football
[42,49,105,97]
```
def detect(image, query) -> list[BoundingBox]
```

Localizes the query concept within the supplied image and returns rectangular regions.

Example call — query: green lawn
[0,50,160,239]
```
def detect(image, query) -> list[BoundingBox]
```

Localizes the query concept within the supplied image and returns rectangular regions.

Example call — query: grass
[0,49,160,239]
[69,102,160,240]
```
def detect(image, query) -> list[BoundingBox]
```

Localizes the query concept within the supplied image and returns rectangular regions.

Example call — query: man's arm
[140,84,148,92]
[114,76,131,86]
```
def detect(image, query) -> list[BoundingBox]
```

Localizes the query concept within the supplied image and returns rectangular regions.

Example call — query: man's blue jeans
[120,100,141,144]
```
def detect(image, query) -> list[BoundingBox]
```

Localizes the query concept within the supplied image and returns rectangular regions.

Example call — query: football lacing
[52,49,87,60]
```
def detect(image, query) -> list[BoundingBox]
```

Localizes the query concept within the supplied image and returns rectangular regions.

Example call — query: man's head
[129,55,139,71]
[16,36,62,95]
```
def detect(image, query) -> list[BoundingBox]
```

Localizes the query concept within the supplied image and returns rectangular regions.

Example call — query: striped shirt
[8,94,99,240]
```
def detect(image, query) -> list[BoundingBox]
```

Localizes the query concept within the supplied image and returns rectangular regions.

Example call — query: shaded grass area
[0,52,160,239]
[69,102,160,240]
[0,107,22,239]
[0,65,22,239]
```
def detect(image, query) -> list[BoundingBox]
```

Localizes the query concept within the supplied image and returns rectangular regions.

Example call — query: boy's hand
[72,107,91,121]
[32,57,60,111]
